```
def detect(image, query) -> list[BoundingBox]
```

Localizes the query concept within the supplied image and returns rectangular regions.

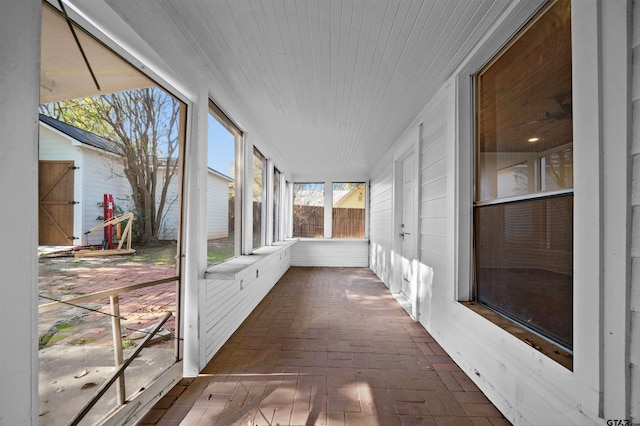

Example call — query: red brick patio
[139,267,509,426]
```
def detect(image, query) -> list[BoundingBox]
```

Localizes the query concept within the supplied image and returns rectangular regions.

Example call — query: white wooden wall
[206,174,230,239]
[81,146,130,245]
[155,169,180,241]
[39,125,84,245]
[200,243,293,368]
[290,239,368,267]
[0,1,40,424]
[369,1,636,423]
[630,0,640,419]
[369,161,393,286]
[39,124,131,246]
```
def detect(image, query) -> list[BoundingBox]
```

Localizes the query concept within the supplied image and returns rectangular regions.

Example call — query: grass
[207,233,235,265]
[122,242,177,265]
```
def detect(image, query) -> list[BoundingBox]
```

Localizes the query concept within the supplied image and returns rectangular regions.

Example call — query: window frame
[472,0,573,351]
[273,167,281,242]
[292,182,326,238]
[207,100,243,263]
[331,182,367,239]
[252,147,267,250]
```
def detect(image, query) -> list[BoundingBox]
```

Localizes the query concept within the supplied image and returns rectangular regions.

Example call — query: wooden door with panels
[39,160,76,245]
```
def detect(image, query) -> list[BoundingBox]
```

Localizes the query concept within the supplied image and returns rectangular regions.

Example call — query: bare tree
[40,87,181,245]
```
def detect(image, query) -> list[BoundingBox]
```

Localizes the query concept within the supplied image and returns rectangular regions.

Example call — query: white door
[400,155,415,301]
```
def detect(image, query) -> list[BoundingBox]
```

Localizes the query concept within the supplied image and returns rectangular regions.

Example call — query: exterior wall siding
[39,123,181,245]
[368,1,635,423]
[630,0,639,419]
[206,174,230,240]
[155,169,180,241]
[39,125,85,245]
[418,92,449,311]
[369,160,394,286]
[290,239,368,267]
[80,146,129,246]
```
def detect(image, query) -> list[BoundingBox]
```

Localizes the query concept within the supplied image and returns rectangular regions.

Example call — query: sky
[208,114,235,178]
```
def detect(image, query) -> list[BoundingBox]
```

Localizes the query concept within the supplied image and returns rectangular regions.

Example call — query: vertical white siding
[80,147,129,246]
[155,168,181,241]
[206,174,230,239]
[630,0,640,419]
[39,124,138,247]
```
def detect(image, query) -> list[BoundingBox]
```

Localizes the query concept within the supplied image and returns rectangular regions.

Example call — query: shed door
[39,160,75,245]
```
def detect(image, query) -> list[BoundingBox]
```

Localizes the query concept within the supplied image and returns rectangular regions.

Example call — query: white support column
[600,0,632,419]
[324,180,332,238]
[183,88,209,376]
[265,159,274,246]
[0,1,41,423]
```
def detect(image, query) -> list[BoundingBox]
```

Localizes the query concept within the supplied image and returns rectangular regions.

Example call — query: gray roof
[39,114,120,155]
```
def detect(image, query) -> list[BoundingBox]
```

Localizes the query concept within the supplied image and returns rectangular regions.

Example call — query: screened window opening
[293,183,325,238]
[38,3,186,423]
[474,0,573,350]
[207,102,241,265]
[332,182,366,238]
[253,148,266,249]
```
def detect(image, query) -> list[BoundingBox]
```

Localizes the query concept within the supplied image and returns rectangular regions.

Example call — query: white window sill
[293,238,368,242]
[205,240,297,281]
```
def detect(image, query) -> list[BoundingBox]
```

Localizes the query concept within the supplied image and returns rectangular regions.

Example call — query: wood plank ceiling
[92,0,511,179]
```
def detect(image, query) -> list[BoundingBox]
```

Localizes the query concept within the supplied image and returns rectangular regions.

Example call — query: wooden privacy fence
[332,207,365,238]
[293,205,364,238]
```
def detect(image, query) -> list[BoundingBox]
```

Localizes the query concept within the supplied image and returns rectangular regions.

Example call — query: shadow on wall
[370,241,436,326]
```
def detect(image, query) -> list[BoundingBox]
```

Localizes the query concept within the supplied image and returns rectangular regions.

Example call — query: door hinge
[69,166,80,170]
[68,201,79,205]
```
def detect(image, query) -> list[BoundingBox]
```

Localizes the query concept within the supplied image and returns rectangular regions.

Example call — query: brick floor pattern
[138,267,509,426]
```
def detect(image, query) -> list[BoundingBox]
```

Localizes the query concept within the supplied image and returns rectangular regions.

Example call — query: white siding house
[206,168,232,240]
[39,116,131,246]
[39,116,230,245]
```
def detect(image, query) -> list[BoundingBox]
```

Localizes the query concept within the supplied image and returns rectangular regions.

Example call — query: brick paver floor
[38,249,177,348]
[139,267,509,426]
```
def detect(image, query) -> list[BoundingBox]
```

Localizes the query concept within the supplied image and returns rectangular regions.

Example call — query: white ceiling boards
[73,0,511,178]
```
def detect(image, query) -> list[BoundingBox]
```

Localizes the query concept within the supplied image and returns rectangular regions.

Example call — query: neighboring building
[39,114,131,246]
[39,115,229,245]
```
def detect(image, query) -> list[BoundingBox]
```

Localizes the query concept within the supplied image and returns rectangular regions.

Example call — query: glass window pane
[253,149,265,249]
[293,183,324,238]
[476,0,572,202]
[473,0,573,352]
[332,182,366,238]
[474,195,573,348]
[207,110,237,265]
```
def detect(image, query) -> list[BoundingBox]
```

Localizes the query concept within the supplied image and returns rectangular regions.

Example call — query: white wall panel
[629,0,640,420]
[367,1,636,423]
[200,243,293,368]
[290,240,368,267]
